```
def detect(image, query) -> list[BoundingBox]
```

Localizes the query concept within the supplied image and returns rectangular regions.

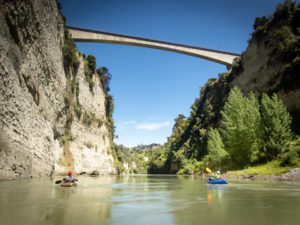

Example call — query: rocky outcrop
[0,0,116,180]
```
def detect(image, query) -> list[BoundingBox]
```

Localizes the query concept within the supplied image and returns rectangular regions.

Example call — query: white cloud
[136,121,170,131]
[123,121,136,125]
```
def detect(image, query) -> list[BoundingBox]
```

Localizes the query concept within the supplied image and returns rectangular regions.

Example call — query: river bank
[223,168,300,184]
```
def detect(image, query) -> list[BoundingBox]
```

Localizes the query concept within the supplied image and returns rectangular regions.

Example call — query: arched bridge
[67,26,239,66]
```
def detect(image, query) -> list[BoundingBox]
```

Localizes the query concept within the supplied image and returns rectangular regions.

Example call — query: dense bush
[279,137,300,166]
[205,78,217,87]
[96,67,111,94]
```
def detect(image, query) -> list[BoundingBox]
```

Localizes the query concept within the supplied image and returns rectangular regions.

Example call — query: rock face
[54,56,116,175]
[0,0,116,180]
[231,31,300,133]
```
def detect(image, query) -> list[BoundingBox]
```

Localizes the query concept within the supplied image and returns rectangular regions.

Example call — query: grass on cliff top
[226,160,300,176]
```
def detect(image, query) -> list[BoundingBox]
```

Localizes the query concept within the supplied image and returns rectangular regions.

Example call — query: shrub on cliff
[62,30,79,75]
[84,55,96,92]
[251,0,299,42]
[96,67,111,94]
[82,112,96,126]
[86,55,96,73]
[74,104,82,119]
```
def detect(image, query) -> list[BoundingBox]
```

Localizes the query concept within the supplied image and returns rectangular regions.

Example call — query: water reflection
[0,175,300,225]
[109,175,176,225]
[206,184,228,206]
[0,176,115,225]
[44,186,78,224]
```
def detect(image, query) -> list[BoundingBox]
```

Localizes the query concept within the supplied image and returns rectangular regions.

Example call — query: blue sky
[61,0,286,147]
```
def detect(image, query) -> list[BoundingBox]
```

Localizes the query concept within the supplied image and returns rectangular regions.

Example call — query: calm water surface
[0,175,299,225]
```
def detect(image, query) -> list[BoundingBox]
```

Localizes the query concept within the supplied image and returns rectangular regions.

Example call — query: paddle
[55,178,67,184]
[205,167,212,173]
[55,179,77,184]
[205,167,215,181]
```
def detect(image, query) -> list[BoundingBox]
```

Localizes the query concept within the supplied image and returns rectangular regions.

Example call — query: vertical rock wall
[0,0,116,180]
[54,56,116,175]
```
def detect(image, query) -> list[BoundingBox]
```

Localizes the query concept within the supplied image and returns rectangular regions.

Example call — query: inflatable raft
[60,182,77,187]
[206,178,228,184]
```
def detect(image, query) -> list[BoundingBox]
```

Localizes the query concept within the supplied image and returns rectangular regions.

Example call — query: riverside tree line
[147,87,299,174]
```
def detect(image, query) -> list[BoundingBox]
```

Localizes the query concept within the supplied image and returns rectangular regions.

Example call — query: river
[0,175,299,225]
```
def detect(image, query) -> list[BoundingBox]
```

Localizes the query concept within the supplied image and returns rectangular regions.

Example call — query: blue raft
[206,178,228,184]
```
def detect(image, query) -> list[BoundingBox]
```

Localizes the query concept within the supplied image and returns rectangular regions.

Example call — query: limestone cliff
[0,0,116,180]
[54,55,116,175]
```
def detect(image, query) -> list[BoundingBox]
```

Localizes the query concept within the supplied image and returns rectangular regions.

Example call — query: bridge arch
[67,26,239,66]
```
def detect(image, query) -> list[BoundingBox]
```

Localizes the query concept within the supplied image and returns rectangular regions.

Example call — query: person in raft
[63,170,78,183]
[211,171,222,180]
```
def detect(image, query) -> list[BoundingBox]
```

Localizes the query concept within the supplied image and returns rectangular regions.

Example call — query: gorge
[0,0,299,180]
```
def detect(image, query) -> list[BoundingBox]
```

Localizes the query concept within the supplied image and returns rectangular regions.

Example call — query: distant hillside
[115,143,162,174]
[131,143,162,152]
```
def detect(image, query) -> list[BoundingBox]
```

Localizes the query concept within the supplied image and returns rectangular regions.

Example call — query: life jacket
[212,174,219,179]
[64,175,78,183]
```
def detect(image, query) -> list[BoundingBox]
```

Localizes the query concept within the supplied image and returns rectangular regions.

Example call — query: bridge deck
[67,26,239,66]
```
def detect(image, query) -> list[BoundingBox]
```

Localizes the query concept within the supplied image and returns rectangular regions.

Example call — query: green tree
[221,87,261,168]
[205,128,228,169]
[86,55,96,73]
[96,67,111,94]
[261,93,292,159]
[172,114,187,138]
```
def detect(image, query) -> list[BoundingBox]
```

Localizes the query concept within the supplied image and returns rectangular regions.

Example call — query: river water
[0,175,299,225]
